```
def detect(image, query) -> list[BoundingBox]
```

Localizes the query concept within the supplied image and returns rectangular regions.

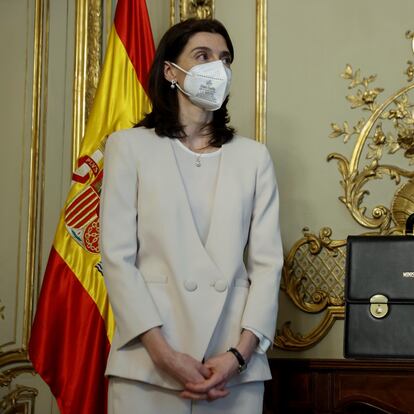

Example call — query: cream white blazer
[100,127,283,390]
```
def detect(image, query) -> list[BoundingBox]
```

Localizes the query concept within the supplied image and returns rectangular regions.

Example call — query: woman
[100,18,283,414]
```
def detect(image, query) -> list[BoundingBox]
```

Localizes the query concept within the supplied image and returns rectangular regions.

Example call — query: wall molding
[0,0,48,388]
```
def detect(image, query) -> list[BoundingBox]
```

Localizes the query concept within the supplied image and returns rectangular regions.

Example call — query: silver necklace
[176,139,211,167]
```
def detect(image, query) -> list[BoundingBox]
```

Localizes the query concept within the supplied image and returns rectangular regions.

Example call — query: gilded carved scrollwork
[86,0,102,124]
[0,364,34,388]
[170,0,214,26]
[328,62,414,233]
[275,307,345,351]
[275,228,346,350]
[281,227,346,314]
[72,0,102,169]
[276,33,414,350]
[180,0,215,21]
[0,385,38,414]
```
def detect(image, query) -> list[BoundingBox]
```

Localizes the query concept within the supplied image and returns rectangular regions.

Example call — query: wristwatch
[227,347,247,373]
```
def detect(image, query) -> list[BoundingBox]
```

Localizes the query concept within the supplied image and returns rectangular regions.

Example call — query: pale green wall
[147,0,170,46]
[215,1,256,139]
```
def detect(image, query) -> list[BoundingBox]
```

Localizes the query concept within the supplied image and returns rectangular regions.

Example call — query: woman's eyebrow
[190,46,230,56]
[190,46,212,53]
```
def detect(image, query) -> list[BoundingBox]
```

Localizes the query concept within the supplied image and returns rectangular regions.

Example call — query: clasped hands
[164,351,239,401]
[142,327,257,402]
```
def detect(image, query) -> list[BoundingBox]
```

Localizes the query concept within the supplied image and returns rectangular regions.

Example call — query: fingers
[180,386,230,402]
[187,371,208,384]
[207,386,230,400]
[185,372,224,393]
[198,362,212,379]
[214,380,227,390]
[180,390,208,400]
[168,353,210,385]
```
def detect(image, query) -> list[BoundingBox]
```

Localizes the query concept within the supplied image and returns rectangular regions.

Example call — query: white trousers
[108,377,264,414]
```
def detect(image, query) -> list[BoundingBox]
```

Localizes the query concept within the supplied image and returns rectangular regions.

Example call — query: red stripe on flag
[65,191,97,223]
[65,187,95,215]
[71,209,98,229]
[66,199,99,228]
[114,0,155,93]
[29,248,110,414]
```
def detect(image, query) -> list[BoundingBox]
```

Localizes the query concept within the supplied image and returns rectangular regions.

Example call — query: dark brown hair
[135,18,235,146]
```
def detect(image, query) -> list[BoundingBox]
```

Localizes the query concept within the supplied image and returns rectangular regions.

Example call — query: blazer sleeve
[100,134,163,348]
[241,144,283,341]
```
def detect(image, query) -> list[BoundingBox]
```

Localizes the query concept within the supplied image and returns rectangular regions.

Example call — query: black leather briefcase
[344,215,414,359]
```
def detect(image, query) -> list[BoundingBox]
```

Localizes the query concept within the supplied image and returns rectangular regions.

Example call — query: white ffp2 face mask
[169,60,232,111]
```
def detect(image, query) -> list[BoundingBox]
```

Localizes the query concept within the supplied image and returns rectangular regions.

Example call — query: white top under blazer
[100,127,283,390]
[171,138,222,245]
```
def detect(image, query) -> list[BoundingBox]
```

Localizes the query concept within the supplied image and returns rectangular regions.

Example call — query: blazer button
[184,280,198,292]
[214,280,228,292]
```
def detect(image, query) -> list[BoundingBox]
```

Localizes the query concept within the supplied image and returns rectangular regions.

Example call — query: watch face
[238,363,247,373]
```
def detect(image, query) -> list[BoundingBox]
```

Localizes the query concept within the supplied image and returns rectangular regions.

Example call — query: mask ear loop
[174,81,190,97]
[168,61,191,76]
[166,61,191,96]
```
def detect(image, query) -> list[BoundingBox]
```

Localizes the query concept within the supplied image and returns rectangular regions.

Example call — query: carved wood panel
[264,359,414,414]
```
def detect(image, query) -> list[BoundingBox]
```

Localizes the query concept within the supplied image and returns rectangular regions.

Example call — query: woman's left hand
[180,329,260,401]
[180,352,238,401]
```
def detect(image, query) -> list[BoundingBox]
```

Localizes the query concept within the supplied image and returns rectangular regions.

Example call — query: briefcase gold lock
[369,294,389,318]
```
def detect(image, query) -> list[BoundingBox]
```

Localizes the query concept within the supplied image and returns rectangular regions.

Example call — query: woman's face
[165,31,231,87]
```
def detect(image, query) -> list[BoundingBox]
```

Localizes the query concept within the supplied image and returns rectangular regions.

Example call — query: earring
[170,79,177,89]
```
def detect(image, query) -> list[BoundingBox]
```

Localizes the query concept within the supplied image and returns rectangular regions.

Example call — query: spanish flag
[29,1,154,412]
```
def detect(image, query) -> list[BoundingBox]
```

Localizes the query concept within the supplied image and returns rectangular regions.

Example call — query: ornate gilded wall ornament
[180,0,215,21]
[275,228,346,350]
[170,0,214,25]
[0,364,34,389]
[328,62,414,232]
[73,0,102,170]
[0,385,38,414]
[85,0,102,124]
[276,33,414,350]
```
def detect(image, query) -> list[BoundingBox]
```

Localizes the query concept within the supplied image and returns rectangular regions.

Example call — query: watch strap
[227,347,247,373]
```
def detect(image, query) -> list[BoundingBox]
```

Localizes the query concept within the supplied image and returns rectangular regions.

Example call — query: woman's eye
[196,53,208,61]
[222,56,231,66]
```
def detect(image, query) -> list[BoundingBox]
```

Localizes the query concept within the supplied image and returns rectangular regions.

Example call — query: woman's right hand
[140,327,211,386]
[159,350,211,386]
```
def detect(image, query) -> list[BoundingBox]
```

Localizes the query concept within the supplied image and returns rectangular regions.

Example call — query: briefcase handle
[406,213,414,235]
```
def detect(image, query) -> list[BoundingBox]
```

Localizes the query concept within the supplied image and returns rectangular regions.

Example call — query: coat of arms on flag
[65,150,104,255]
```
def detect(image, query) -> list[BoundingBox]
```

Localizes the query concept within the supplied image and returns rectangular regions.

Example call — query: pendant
[195,155,201,167]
